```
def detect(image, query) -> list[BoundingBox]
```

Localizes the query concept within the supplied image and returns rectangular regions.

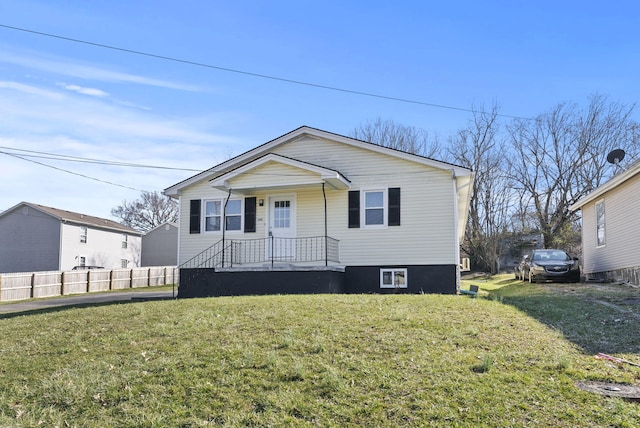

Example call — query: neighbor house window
[122,234,128,249]
[204,199,243,232]
[79,256,86,268]
[380,268,407,288]
[80,226,87,243]
[596,200,605,247]
[121,259,128,268]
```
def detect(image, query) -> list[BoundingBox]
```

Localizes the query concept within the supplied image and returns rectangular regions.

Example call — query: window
[122,234,128,249]
[121,259,128,268]
[273,200,291,228]
[349,188,400,229]
[380,268,407,288]
[79,256,86,268]
[80,226,87,243]
[225,200,242,231]
[364,190,385,226]
[204,199,243,232]
[205,200,222,231]
[596,200,605,247]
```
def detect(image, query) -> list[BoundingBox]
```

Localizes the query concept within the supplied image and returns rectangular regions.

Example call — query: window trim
[380,268,408,289]
[361,188,387,229]
[595,199,605,247]
[203,198,244,233]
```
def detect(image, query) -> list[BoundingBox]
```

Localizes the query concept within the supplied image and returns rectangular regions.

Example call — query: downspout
[221,188,232,268]
[451,169,461,292]
[322,182,328,266]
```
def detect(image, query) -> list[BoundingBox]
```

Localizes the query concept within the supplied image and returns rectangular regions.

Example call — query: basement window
[380,268,407,289]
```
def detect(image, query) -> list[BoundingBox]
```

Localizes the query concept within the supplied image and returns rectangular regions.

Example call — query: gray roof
[3,202,142,235]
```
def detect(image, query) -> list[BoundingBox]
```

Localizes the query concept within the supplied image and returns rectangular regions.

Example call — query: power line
[0,146,203,171]
[4,151,147,192]
[0,23,532,121]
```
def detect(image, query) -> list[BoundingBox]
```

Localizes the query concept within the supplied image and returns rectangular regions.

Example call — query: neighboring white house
[141,222,178,266]
[0,202,142,273]
[570,160,640,285]
[164,126,474,296]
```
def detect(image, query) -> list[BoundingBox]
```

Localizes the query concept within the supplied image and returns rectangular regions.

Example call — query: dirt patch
[576,381,640,401]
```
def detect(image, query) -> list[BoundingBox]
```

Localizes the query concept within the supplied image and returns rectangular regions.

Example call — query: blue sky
[1,1,639,220]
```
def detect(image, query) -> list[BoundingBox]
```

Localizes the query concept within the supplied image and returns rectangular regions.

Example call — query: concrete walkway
[0,289,176,314]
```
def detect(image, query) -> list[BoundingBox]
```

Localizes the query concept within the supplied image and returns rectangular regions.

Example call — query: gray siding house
[0,202,142,273]
[141,222,178,266]
[570,160,640,285]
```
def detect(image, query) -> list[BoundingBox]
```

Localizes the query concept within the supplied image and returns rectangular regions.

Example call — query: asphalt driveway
[0,289,176,314]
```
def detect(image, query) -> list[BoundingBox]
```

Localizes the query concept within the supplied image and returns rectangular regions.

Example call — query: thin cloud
[57,82,109,97]
[0,80,62,99]
[0,47,205,92]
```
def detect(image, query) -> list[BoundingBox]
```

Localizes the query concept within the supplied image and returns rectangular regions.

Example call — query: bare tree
[351,118,441,158]
[111,191,178,233]
[448,103,511,273]
[507,95,638,249]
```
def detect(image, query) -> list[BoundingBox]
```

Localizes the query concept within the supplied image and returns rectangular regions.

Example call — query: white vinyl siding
[60,223,141,271]
[177,135,459,266]
[580,176,640,274]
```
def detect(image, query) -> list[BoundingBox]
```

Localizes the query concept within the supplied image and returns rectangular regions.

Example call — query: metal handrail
[181,236,340,269]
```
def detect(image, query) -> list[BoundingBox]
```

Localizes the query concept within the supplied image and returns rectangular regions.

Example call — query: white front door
[267,194,296,261]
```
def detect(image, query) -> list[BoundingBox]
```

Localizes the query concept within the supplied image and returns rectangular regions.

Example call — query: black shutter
[244,197,257,233]
[388,188,401,226]
[189,199,201,234]
[348,191,360,228]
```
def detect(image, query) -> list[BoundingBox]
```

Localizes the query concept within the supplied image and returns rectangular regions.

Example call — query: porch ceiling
[209,153,351,193]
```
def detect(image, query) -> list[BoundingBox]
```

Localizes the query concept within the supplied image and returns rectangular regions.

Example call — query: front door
[267,194,296,261]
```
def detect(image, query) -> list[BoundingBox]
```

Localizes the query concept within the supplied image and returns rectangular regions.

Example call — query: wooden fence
[0,266,178,302]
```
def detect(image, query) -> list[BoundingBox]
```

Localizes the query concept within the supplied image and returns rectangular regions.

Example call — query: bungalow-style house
[570,160,640,285]
[141,222,178,266]
[0,202,142,273]
[164,126,474,296]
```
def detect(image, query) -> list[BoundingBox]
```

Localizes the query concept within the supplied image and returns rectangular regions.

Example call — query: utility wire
[4,152,147,192]
[0,146,203,171]
[0,23,532,121]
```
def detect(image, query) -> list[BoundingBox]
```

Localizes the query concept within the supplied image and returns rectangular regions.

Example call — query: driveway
[0,289,176,314]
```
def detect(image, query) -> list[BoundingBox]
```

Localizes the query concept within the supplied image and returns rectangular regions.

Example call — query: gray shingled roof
[15,202,142,235]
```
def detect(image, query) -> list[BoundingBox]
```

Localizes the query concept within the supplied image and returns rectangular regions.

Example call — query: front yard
[0,276,638,426]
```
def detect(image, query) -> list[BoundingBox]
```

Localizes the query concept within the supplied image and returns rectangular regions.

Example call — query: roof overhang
[164,126,472,197]
[570,160,640,211]
[209,153,351,193]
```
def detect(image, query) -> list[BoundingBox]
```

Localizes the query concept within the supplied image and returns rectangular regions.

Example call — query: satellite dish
[606,148,625,165]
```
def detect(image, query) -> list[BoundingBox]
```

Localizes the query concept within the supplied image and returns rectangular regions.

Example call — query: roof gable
[165,126,471,196]
[0,202,142,235]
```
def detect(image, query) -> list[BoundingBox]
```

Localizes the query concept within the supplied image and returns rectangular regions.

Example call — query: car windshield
[533,250,570,261]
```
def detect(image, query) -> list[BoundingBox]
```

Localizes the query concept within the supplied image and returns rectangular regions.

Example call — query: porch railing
[180,236,340,269]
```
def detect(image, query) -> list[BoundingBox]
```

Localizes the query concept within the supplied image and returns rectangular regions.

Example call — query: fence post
[30,273,35,299]
[130,268,134,288]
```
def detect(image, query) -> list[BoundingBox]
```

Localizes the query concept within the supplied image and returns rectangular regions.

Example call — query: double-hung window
[204,199,242,232]
[596,200,605,247]
[122,234,128,249]
[80,226,87,243]
[364,190,385,226]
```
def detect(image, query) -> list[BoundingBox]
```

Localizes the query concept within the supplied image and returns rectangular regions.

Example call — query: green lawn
[0,277,639,426]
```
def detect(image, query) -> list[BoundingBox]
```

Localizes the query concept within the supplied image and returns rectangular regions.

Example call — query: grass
[0,279,639,426]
